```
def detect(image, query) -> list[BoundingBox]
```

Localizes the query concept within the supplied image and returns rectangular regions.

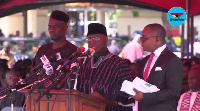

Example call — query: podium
[21,89,109,111]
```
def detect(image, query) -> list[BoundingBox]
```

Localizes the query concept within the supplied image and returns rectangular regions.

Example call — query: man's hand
[130,88,144,102]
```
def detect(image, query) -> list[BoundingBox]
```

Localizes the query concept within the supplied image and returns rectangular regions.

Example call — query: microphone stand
[55,71,74,111]
[46,92,52,111]
[35,71,71,103]
[73,63,81,90]
[27,71,59,111]
[35,70,73,111]
[35,54,85,111]
[56,72,72,89]
[28,76,48,95]
[28,67,62,95]
[67,76,71,111]
[69,61,83,111]
[28,70,59,111]
[37,89,43,111]
[9,94,15,111]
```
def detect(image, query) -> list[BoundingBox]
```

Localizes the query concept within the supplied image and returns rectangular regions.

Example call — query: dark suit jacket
[138,48,183,111]
[0,92,25,110]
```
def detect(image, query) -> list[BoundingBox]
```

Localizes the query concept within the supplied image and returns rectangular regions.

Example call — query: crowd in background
[0,30,200,88]
[0,25,200,110]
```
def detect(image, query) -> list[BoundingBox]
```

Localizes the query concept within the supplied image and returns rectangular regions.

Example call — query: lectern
[21,89,109,111]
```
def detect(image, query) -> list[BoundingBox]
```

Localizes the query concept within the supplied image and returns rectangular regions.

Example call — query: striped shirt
[77,53,134,111]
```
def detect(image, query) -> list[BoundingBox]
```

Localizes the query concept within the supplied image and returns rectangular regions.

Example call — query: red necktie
[143,53,155,81]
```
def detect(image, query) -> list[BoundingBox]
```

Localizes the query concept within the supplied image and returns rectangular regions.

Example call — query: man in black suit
[131,23,183,111]
[0,69,25,110]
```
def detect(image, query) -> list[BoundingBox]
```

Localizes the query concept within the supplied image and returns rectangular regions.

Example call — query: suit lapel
[146,48,169,81]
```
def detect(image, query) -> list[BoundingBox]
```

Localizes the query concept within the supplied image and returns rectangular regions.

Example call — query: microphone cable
[50,90,60,111]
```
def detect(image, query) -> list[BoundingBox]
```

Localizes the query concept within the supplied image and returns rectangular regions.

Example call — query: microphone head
[90,47,95,55]
[79,49,91,57]
[78,46,85,53]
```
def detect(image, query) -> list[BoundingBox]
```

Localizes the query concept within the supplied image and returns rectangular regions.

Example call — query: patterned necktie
[143,53,155,81]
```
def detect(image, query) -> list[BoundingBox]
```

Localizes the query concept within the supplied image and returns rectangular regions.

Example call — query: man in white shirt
[131,23,183,111]
[177,64,200,111]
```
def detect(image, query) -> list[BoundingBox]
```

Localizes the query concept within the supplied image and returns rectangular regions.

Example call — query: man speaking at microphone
[77,23,135,111]
[32,10,77,68]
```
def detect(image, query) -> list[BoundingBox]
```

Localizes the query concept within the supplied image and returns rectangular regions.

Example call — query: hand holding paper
[120,77,160,96]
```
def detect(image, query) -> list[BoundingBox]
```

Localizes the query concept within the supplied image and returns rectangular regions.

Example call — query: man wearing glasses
[131,23,183,111]
[77,23,134,111]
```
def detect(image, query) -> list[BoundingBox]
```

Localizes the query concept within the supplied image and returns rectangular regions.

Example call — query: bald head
[2,41,11,52]
[3,41,10,47]
[111,40,116,45]
[144,23,166,43]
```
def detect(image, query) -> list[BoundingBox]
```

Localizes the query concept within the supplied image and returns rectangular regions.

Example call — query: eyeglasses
[140,36,159,42]
[86,37,100,42]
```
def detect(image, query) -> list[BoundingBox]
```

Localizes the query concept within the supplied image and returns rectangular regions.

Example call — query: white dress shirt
[133,44,166,111]
[143,44,166,78]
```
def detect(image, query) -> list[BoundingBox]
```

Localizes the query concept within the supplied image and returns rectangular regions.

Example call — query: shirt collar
[153,44,166,57]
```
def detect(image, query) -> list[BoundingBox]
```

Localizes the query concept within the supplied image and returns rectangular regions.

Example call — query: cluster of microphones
[0,46,94,101]
[33,46,91,74]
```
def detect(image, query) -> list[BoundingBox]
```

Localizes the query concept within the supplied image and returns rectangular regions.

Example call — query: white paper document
[120,77,160,96]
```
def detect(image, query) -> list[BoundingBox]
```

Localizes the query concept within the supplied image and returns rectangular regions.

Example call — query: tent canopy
[0,0,199,17]
[133,0,200,16]
[0,0,199,58]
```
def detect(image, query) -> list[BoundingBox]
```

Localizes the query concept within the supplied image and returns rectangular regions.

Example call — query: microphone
[32,49,71,72]
[39,55,54,75]
[43,63,53,75]
[79,47,95,57]
[62,46,85,66]
[69,46,85,59]
[43,47,85,79]
[89,47,95,55]
[34,47,85,98]
[25,61,62,83]
[80,48,91,57]
[39,62,61,75]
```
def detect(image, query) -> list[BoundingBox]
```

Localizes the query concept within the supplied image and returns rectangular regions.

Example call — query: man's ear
[105,37,109,44]
[65,24,68,30]
[156,36,160,42]
[106,37,108,42]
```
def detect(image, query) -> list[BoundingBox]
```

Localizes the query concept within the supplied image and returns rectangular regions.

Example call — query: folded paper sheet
[120,77,160,96]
